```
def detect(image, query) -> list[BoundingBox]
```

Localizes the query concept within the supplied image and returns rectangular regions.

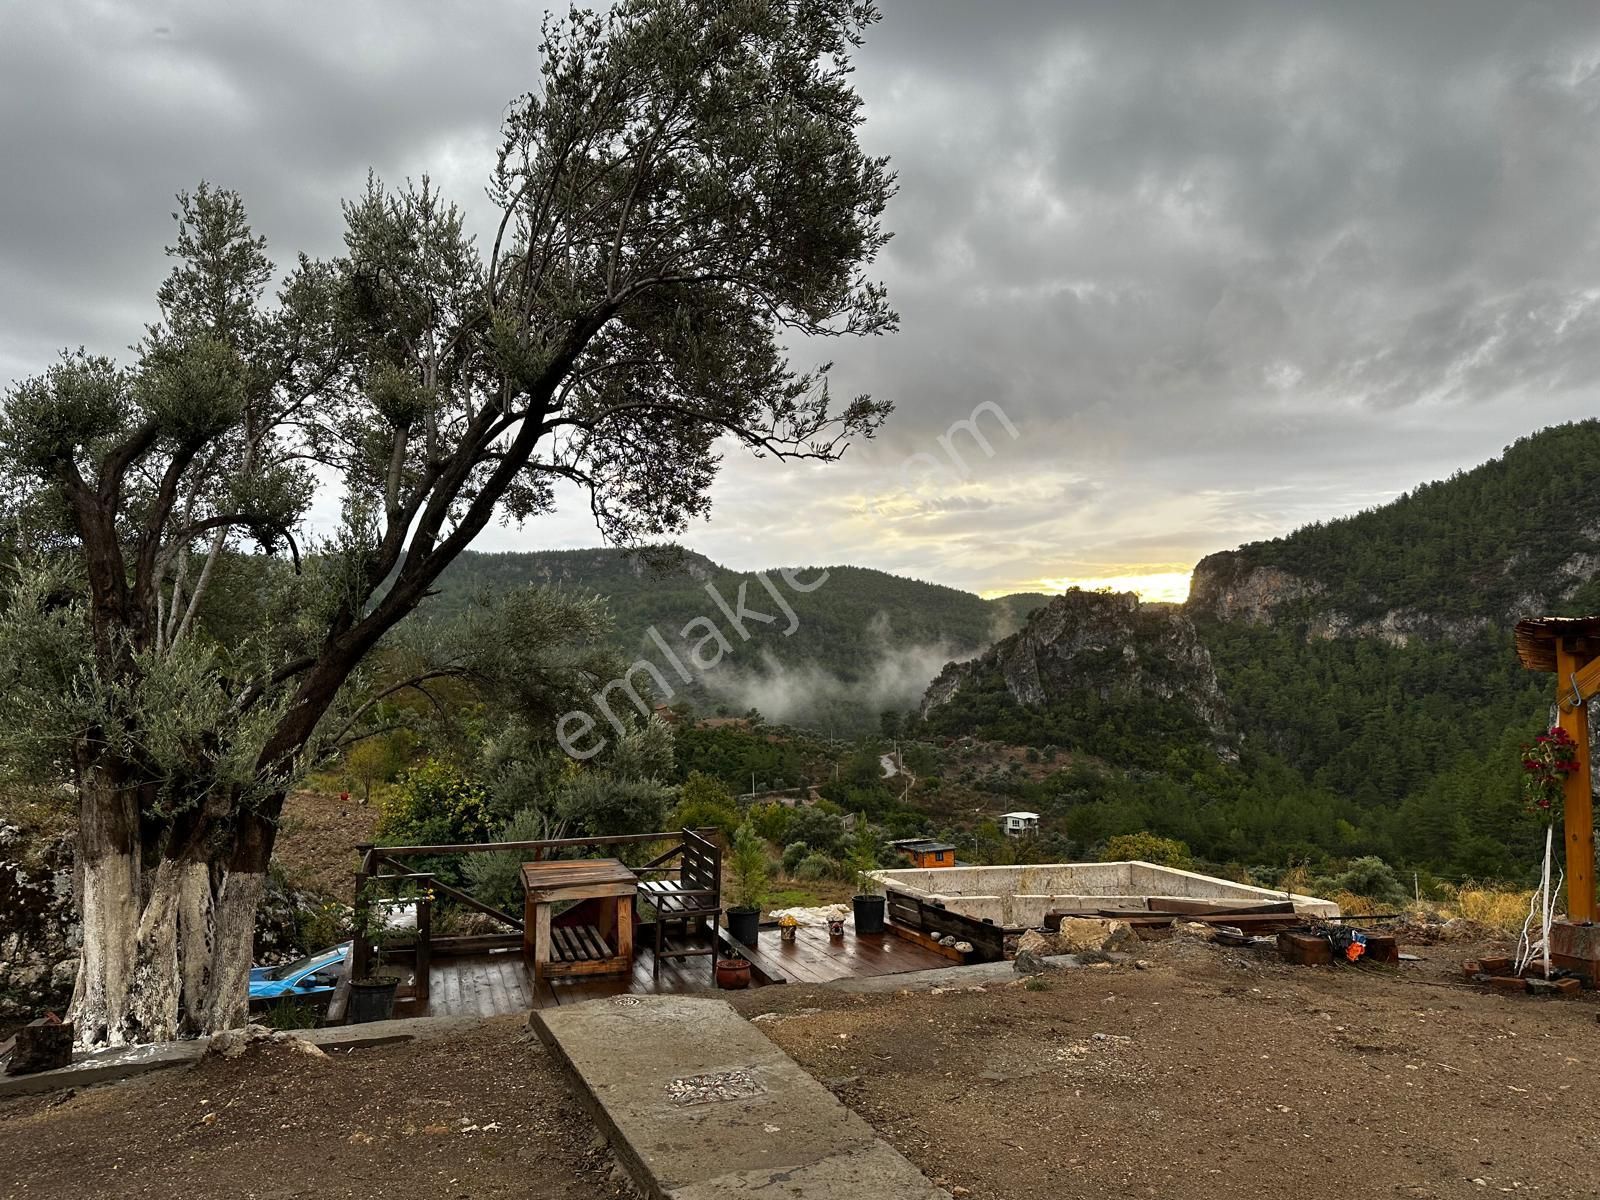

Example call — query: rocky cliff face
[1187,550,1498,646]
[1186,552,1322,625]
[923,589,1236,759]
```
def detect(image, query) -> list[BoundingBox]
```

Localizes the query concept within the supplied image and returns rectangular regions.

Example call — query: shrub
[794,852,838,882]
[377,759,493,848]
[787,806,846,855]
[781,840,810,874]
[846,814,879,894]
[749,801,793,845]
[1448,883,1536,936]
[463,808,549,913]
[1318,856,1407,908]
[1099,831,1192,869]
[672,770,740,839]
[259,998,321,1031]
[345,732,412,803]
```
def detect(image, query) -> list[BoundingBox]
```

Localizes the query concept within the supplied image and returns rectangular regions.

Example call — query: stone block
[5,1020,73,1076]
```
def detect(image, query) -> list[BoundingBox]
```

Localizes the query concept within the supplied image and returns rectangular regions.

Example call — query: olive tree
[0,0,894,1045]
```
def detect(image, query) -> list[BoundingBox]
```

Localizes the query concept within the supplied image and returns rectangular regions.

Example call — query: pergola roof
[1514,615,1600,672]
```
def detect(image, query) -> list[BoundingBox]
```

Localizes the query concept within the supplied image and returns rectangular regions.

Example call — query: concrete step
[533,994,949,1199]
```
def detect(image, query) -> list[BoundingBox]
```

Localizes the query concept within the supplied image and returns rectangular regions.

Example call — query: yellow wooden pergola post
[1515,617,1600,973]
[1553,639,1597,925]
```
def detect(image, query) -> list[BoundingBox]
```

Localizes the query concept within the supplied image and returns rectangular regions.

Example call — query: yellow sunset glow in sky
[1000,571,1195,604]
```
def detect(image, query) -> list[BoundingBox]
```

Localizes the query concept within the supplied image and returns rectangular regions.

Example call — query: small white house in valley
[1000,811,1039,837]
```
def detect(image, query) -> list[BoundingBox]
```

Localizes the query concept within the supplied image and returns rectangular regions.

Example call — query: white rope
[1516,825,1559,978]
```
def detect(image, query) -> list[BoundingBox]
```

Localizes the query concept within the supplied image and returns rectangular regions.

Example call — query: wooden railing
[349,830,714,1004]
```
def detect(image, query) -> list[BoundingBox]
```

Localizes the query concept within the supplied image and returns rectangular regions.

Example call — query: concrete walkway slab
[533,994,949,1200]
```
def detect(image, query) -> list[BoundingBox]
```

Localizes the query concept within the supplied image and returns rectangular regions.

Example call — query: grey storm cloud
[4,1,1600,597]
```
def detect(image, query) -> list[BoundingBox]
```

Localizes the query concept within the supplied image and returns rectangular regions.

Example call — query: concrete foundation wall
[868,860,1339,928]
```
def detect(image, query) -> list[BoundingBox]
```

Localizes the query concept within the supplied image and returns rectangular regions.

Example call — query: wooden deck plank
[421,919,951,1019]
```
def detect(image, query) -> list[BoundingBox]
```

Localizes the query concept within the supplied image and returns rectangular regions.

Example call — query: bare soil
[0,1017,621,1200]
[733,935,1600,1199]
[273,789,381,899]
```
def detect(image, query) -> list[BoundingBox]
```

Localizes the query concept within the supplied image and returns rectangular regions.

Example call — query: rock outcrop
[923,589,1236,760]
[0,822,77,1021]
[1186,552,1322,625]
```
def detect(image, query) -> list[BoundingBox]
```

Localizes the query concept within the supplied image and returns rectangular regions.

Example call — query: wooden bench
[635,829,722,981]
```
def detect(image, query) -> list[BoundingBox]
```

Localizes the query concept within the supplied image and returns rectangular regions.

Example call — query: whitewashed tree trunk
[67,772,268,1047]
[66,783,141,1047]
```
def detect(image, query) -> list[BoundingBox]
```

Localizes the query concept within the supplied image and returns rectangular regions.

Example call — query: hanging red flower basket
[1520,725,1581,814]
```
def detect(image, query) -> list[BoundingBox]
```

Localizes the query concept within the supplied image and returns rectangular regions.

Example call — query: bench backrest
[681,828,721,899]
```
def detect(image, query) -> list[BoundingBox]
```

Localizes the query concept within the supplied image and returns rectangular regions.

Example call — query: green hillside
[430,547,1046,734]
[911,423,1600,882]
[1203,420,1600,621]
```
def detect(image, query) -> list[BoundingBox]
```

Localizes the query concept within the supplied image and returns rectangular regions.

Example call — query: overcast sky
[4,1,1600,600]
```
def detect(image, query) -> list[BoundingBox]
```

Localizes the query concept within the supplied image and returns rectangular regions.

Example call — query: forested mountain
[1188,420,1600,625]
[913,421,1600,882]
[429,547,1046,733]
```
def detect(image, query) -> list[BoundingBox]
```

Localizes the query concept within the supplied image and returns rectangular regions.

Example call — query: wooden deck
[404,924,954,1019]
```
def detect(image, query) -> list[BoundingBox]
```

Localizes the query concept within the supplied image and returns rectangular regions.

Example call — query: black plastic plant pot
[853,894,887,935]
[347,975,400,1024]
[727,906,761,947]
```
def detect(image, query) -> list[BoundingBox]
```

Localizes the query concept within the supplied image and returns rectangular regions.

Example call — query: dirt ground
[0,1017,621,1200]
[733,935,1600,1199]
[273,789,381,899]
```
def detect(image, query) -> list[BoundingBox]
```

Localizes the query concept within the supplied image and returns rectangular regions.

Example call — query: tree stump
[5,1020,74,1075]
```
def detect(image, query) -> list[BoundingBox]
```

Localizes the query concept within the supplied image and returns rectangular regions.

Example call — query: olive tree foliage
[0,0,895,1046]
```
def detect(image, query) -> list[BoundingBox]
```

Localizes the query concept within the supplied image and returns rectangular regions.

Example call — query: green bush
[464,808,547,913]
[1319,855,1407,907]
[781,840,810,874]
[260,998,321,1030]
[749,801,793,845]
[794,852,838,882]
[787,807,846,855]
[671,770,740,839]
[1099,831,1192,869]
[377,758,493,848]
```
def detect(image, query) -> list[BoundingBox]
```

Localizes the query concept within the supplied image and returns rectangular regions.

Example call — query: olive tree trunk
[66,769,268,1048]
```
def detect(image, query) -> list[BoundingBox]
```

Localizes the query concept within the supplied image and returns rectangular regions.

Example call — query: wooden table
[521,858,638,984]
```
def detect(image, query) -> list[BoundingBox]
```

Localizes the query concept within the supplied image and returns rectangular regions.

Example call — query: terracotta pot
[715,957,752,990]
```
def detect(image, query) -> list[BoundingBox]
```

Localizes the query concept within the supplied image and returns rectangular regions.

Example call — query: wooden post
[1556,641,1597,925]
[415,884,432,1003]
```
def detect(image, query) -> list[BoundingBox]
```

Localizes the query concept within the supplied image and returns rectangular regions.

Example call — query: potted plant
[726,819,770,947]
[849,816,886,935]
[715,954,753,989]
[348,882,404,1023]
